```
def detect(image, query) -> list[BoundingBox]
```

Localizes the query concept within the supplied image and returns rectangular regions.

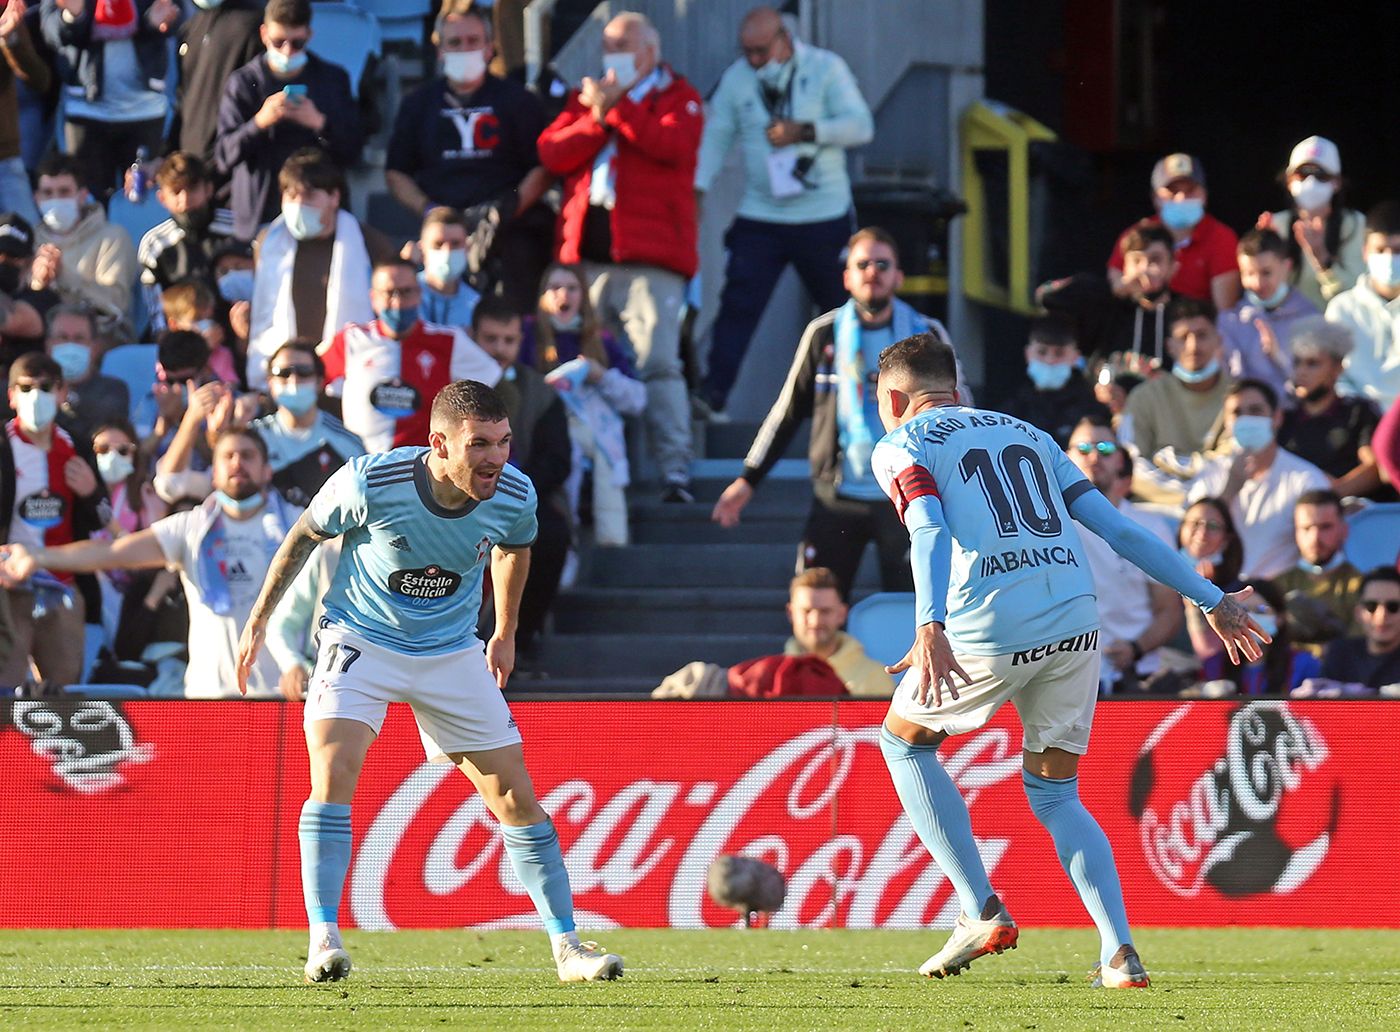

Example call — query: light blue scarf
[193,491,294,616]
[834,298,926,478]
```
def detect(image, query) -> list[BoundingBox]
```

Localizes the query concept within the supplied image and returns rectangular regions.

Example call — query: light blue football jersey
[872,405,1100,656]
[307,447,538,655]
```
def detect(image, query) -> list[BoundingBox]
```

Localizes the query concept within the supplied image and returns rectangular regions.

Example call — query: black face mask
[0,262,20,295]
[1303,384,1332,404]
[173,206,215,233]
[855,296,892,319]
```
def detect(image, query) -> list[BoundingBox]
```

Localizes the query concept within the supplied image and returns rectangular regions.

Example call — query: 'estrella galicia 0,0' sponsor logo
[388,566,462,600]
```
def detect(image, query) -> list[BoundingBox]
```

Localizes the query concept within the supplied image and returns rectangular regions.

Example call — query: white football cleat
[554,939,624,983]
[919,897,1018,979]
[1090,947,1150,988]
[304,944,352,984]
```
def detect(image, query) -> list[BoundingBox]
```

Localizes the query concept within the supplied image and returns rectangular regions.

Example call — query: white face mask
[15,388,57,433]
[442,49,487,85]
[49,342,91,381]
[97,450,135,485]
[1368,252,1400,290]
[424,246,468,285]
[602,52,637,85]
[38,197,81,234]
[1289,175,1335,213]
[283,200,324,241]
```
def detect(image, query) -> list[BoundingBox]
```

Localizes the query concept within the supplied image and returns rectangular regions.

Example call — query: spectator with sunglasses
[1296,568,1400,697]
[214,0,362,242]
[143,330,216,500]
[1065,417,1181,693]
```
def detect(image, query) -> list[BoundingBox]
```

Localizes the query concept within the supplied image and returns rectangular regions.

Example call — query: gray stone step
[552,587,792,634]
[580,543,880,589]
[534,633,779,679]
[630,516,801,545]
[704,421,808,460]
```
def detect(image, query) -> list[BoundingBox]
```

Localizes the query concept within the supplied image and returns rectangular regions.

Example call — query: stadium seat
[309,3,384,99]
[353,0,432,48]
[1345,503,1400,573]
[62,683,149,700]
[101,343,160,435]
[107,193,167,249]
[846,592,916,669]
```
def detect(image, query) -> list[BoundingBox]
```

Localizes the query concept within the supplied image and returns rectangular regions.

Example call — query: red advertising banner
[1,698,1394,929]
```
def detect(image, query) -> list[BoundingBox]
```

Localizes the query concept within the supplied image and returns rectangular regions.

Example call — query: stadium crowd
[0,0,1397,701]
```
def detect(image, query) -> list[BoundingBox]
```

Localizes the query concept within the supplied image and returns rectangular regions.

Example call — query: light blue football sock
[1023,771,1133,966]
[299,800,353,926]
[879,726,995,920]
[501,820,575,936]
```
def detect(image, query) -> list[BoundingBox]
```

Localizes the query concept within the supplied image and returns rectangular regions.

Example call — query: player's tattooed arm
[1203,587,1270,666]
[236,513,332,695]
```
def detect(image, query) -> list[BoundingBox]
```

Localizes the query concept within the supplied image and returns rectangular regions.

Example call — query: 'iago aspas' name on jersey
[872,405,1100,655]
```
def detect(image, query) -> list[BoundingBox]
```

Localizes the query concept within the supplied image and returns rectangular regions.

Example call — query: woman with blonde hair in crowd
[521,263,645,546]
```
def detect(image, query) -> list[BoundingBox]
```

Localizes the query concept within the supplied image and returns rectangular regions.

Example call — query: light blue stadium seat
[1345,503,1400,574]
[62,683,148,700]
[101,343,160,435]
[846,592,916,669]
[353,0,432,48]
[107,193,167,250]
[310,3,384,97]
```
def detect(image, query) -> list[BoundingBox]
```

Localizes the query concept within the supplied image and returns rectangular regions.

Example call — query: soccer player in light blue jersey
[236,380,623,985]
[869,333,1267,988]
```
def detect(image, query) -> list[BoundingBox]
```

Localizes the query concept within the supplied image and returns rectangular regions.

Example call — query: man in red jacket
[537,12,702,502]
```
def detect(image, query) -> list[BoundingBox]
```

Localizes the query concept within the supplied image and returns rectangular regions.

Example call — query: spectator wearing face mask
[1192,579,1318,697]
[160,281,240,386]
[1187,378,1329,579]
[44,303,129,443]
[246,150,396,390]
[1325,201,1400,408]
[1003,314,1108,448]
[248,341,363,508]
[1108,153,1240,311]
[0,350,108,688]
[138,152,237,335]
[1258,136,1366,312]
[416,207,481,331]
[213,0,362,242]
[1217,229,1319,400]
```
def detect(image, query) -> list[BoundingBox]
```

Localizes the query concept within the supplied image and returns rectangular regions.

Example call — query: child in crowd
[1002,314,1109,448]
[1217,229,1318,399]
[160,281,240,385]
[523,263,646,547]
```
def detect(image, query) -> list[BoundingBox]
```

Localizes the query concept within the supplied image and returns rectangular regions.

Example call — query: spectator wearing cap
[1108,152,1240,311]
[45,303,129,444]
[1259,136,1366,311]
[31,153,139,336]
[213,0,363,242]
[137,152,237,335]
[1280,317,1386,500]
[0,214,53,365]
[694,5,872,416]
[1217,229,1319,401]
[1325,201,1400,408]
[0,2,48,223]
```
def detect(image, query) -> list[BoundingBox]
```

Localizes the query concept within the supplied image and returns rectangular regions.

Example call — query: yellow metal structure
[960,100,1057,315]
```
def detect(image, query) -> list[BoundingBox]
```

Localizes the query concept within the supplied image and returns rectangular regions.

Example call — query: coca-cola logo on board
[348,724,1024,931]
[1130,701,1339,898]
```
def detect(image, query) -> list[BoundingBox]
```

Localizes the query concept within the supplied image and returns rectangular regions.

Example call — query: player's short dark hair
[877,332,958,390]
[1228,377,1279,413]
[431,380,509,428]
[157,329,212,375]
[213,427,269,463]
[265,0,312,28]
[278,148,344,199]
[1028,313,1077,350]
[35,153,83,186]
[1360,567,1400,596]
[1166,296,1218,329]
[8,350,63,387]
[1295,489,1343,516]
[1365,201,1400,239]
[1121,220,1174,255]
[471,296,523,333]
[270,340,325,380]
[1237,228,1289,260]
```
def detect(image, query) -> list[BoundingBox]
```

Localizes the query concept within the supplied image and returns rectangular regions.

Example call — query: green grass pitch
[1,928,1397,1030]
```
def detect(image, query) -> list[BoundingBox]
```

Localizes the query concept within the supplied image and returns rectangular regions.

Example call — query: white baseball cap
[1287,136,1341,177]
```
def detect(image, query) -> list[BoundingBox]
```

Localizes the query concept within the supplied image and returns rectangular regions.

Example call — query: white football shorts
[304,621,523,761]
[890,629,1101,754]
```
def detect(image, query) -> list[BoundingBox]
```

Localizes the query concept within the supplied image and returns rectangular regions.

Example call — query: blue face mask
[218,268,255,304]
[1026,360,1073,391]
[1246,282,1290,310]
[1232,414,1275,452]
[1172,357,1219,384]
[1160,198,1205,232]
[275,382,319,417]
[282,200,323,241]
[378,305,420,336]
[214,489,265,517]
[267,48,308,76]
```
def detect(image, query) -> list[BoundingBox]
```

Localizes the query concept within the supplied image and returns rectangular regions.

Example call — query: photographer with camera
[694,6,873,418]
